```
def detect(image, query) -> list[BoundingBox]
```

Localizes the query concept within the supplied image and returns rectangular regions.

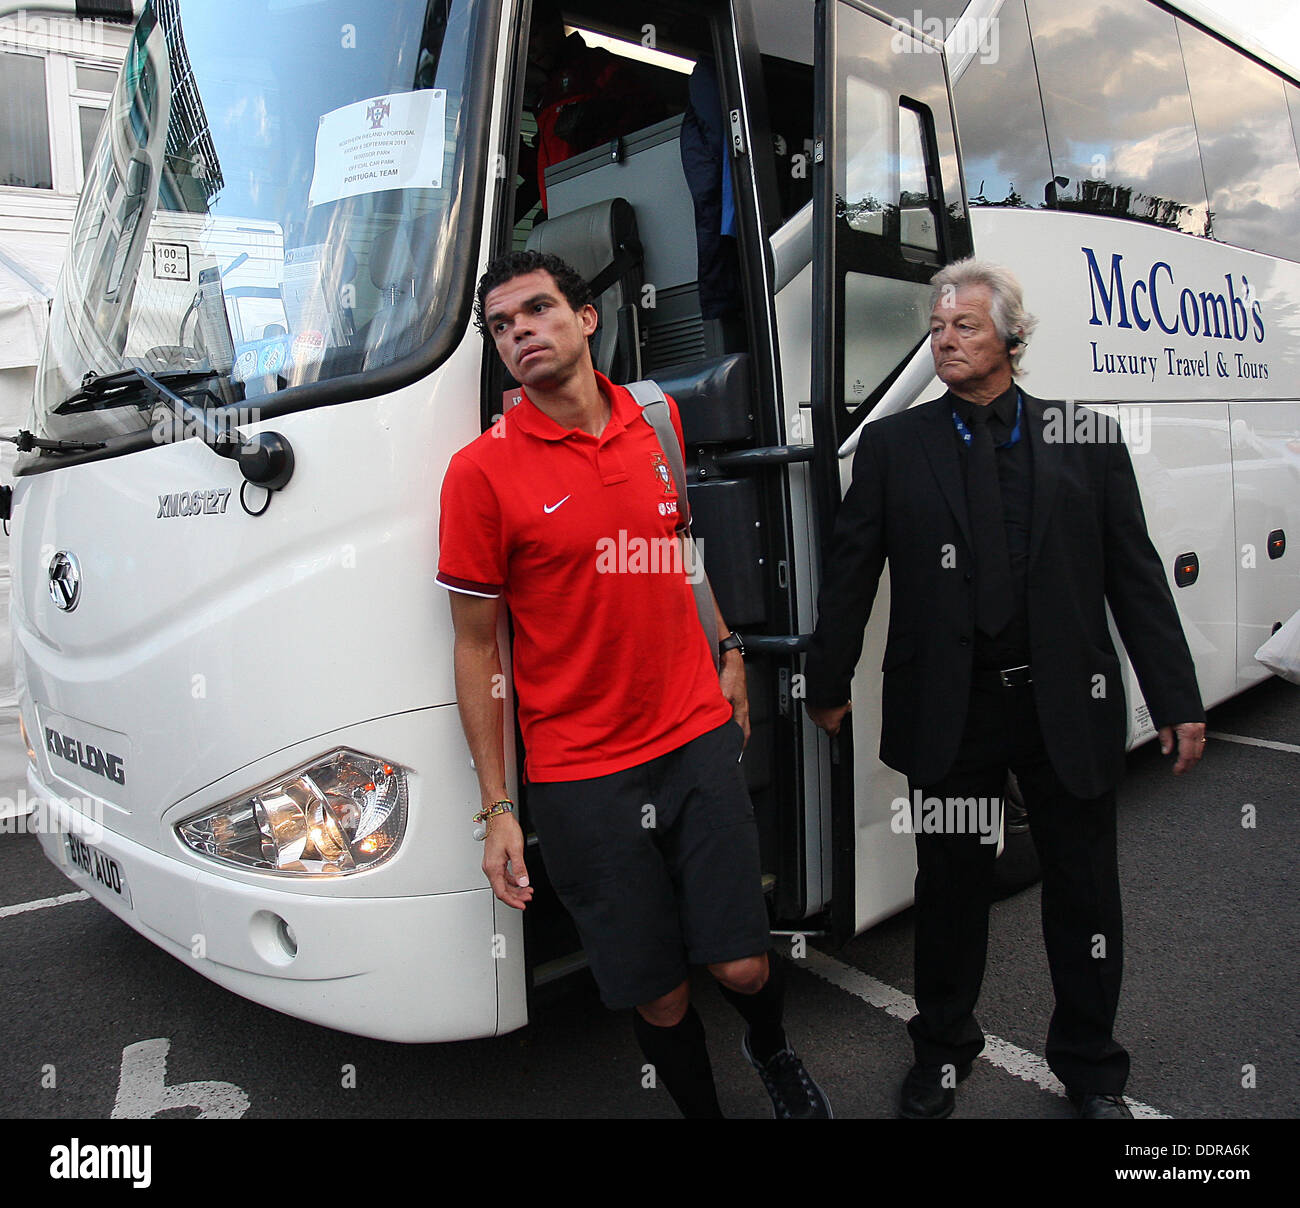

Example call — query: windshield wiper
[53,367,224,415]
[4,369,223,456]
[1,431,108,454]
[20,368,295,490]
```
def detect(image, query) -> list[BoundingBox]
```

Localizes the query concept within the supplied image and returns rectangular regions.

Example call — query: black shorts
[526,719,772,1010]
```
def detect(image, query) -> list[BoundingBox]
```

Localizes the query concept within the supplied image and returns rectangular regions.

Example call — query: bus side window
[897,103,941,262]
[1179,19,1300,260]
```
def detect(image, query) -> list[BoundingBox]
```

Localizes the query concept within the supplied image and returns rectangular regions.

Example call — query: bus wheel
[991,771,1041,900]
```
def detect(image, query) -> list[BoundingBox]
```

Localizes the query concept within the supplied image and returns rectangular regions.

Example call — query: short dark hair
[474,250,593,337]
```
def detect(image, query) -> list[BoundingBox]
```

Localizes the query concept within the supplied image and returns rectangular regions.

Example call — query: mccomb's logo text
[50,1139,151,1189]
[1082,247,1264,342]
[1081,247,1272,386]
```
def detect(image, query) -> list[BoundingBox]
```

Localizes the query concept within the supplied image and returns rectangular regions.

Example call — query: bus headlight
[178,748,408,875]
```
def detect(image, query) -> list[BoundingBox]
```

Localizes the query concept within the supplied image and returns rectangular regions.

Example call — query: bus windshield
[33,0,487,447]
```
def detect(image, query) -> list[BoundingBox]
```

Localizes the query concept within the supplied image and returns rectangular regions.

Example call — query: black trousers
[906,679,1130,1095]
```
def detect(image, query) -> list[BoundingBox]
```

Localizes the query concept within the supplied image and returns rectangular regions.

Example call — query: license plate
[64,832,133,909]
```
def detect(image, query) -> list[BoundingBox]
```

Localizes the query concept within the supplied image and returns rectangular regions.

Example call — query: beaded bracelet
[472,799,514,841]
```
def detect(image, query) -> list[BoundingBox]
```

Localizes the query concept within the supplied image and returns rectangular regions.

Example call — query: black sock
[717,951,788,1063]
[631,1004,724,1119]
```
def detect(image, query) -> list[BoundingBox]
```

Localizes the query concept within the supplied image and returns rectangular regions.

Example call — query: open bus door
[810,1,973,944]
[489,0,839,989]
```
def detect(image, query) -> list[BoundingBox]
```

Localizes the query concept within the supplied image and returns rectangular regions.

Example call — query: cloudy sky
[1193,0,1299,77]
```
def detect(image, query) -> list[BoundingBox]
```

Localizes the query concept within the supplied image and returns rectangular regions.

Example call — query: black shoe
[1069,1091,1133,1119]
[898,1060,973,1119]
[741,1031,833,1119]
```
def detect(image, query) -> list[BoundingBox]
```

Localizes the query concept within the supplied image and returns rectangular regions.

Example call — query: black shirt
[948,384,1033,669]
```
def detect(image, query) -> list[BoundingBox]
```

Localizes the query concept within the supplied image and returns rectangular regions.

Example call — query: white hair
[929,258,1038,376]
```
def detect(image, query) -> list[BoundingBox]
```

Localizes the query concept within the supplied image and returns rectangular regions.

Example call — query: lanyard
[951,392,1022,449]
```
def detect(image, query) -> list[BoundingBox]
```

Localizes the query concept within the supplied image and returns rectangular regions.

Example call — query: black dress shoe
[1069,1091,1133,1119]
[898,1061,973,1119]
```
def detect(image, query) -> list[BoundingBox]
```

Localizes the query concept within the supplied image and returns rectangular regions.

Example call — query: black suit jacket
[803,391,1205,799]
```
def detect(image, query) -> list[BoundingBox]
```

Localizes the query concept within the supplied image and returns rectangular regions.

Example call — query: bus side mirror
[236,433,295,492]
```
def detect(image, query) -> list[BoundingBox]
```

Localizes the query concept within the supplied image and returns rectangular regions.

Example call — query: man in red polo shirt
[437,250,830,1119]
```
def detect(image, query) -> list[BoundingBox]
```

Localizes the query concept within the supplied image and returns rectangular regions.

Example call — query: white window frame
[0,15,130,198]
[67,57,117,191]
[0,47,56,191]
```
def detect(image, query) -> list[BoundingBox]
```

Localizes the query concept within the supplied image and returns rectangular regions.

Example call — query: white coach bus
[5,0,1297,1041]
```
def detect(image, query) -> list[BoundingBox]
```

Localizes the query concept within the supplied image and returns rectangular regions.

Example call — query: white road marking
[799,947,1171,1118]
[0,890,90,919]
[112,1038,250,1119]
[1206,730,1300,755]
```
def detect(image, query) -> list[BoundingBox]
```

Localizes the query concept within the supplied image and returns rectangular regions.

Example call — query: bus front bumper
[31,787,527,1044]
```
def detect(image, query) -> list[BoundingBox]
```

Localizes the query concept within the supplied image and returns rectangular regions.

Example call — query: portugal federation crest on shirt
[651,452,675,496]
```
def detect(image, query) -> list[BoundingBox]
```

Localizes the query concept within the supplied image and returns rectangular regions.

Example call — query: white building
[0,3,133,766]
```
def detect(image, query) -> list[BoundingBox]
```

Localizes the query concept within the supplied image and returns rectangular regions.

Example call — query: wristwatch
[719,631,745,659]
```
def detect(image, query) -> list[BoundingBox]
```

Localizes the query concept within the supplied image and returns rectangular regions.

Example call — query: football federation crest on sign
[310,91,446,206]
[651,453,675,495]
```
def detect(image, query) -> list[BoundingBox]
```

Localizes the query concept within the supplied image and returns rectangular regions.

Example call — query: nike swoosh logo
[543,496,571,514]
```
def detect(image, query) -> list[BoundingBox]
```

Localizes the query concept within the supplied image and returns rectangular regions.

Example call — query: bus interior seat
[655,353,764,632]
[540,111,748,366]
[652,353,753,447]
[659,356,771,801]
[359,223,417,370]
[360,211,441,370]
[524,196,644,383]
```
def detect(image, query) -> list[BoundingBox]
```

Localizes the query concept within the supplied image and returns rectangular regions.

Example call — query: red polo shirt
[437,372,731,782]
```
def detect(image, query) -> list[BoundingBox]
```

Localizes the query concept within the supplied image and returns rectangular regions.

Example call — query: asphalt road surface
[1,678,1295,1138]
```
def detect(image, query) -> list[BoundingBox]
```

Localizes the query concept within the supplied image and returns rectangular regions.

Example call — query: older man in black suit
[803,259,1206,1119]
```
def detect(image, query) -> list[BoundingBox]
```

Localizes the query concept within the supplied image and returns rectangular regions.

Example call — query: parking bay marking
[798,947,1171,1118]
[112,1038,250,1119]
[1206,730,1300,755]
[0,890,90,919]
[0,896,252,1117]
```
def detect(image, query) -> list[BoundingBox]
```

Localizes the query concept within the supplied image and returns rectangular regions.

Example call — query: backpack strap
[625,379,720,669]
[625,379,690,533]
